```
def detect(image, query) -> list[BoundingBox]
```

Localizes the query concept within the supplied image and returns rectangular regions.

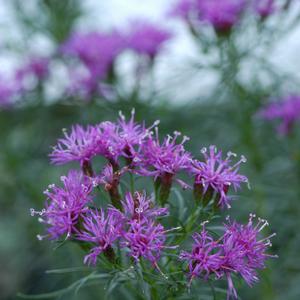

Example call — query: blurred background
[1,0,300,299]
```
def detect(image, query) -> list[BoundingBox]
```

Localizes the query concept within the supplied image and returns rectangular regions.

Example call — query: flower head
[62,31,126,79]
[127,22,172,58]
[117,109,158,163]
[119,191,168,222]
[180,223,224,281]
[169,0,195,20]
[222,214,277,286]
[67,69,101,101]
[76,209,121,265]
[191,145,248,209]
[16,57,49,82]
[140,130,191,179]
[50,125,101,167]
[31,170,92,240]
[254,0,276,18]
[197,0,247,32]
[121,219,168,264]
[259,95,300,135]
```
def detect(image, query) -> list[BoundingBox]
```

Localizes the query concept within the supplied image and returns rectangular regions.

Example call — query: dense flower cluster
[33,113,275,298]
[49,111,247,208]
[180,215,277,299]
[259,95,300,135]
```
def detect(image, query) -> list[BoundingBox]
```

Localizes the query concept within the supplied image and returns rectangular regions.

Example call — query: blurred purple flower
[31,170,92,240]
[16,57,49,82]
[0,78,16,108]
[61,31,126,79]
[127,22,172,58]
[67,69,101,101]
[76,209,121,265]
[259,95,300,135]
[180,215,276,300]
[254,0,276,17]
[197,0,247,32]
[190,145,248,209]
[170,0,195,19]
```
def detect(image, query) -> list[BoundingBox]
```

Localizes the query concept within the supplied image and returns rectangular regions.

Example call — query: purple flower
[94,164,116,189]
[61,31,126,79]
[31,170,92,240]
[118,191,168,222]
[49,113,158,171]
[180,216,277,300]
[138,130,191,204]
[117,109,159,163]
[96,121,123,167]
[169,0,195,20]
[180,223,224,281]
[140,130,191,179]
[0,78,16,108]
[254,0,276,17]
[121,219,168,265]
[16,57,49,82]
[197,0,247,32]
[259,95,300,135]
[67,69,101,101]
[50,125,101,168]
[76,209,121,265]
[127,21,172,58]
[190,145,248,209]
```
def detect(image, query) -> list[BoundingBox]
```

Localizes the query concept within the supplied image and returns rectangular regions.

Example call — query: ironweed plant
[30,111,277,300]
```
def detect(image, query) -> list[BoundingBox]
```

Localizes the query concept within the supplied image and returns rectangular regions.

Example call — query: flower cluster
[50,110,157,171]
[180,215,277,299]
[33,112,275,298]
[50,111,247,208]
[259,95,300,135]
